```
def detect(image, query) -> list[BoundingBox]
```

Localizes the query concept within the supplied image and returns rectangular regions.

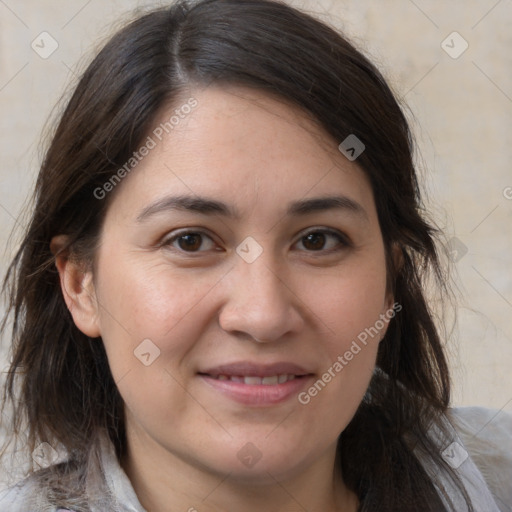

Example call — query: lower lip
[198,375,314,406]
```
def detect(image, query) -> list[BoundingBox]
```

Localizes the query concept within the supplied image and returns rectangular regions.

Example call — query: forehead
[105,85,376,222]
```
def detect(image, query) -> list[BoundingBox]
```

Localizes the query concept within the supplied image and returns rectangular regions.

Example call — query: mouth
[197,362,315,406]
[200,373,301,385]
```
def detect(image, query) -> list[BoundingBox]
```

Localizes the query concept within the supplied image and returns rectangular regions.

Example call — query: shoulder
[447,406,512,511]
[0,465,80,512]
[0,429,142,512]
[0,472,47,511]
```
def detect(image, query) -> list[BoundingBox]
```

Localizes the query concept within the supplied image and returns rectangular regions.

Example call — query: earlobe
[51,235,101,338]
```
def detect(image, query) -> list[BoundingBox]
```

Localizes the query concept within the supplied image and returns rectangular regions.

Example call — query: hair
[1,0,470,510]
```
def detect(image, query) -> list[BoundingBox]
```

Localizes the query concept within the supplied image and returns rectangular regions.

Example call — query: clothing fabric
[1,406,511,511]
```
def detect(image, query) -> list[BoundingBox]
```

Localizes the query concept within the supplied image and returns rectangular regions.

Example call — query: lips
[199,361,312,378]
[197,361,314,406]
[211,374,297,385]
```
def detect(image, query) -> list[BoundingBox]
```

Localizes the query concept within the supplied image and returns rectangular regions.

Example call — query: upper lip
[198,362,313,378]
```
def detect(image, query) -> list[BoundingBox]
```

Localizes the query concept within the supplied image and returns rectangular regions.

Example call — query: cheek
[93,257,225,432]
[93,253,221,380]
[310,261,389,352]
[298,258,388,413]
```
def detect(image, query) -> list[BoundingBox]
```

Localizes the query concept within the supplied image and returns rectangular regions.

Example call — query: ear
[50,235,101,338]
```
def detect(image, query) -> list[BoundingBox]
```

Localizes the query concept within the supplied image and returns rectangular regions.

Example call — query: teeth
[244,376,262,385]
[212,374,297,385]
[278,374,289,384]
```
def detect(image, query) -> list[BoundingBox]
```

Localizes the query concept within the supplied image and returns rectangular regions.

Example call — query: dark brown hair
[2,0,470,510]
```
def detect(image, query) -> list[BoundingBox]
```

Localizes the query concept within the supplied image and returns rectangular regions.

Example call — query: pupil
[304,233,325,250]
[179,234,201,251]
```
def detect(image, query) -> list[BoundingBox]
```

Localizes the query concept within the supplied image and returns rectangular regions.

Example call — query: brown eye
[177,233,203,251]
[295,229,348,253]
[163,231,217,253]
[302,232,327,251]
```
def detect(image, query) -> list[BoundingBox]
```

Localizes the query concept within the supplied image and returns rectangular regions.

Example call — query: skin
[53,85,394,512]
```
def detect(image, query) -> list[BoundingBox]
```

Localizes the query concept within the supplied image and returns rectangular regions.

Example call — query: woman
[1,0,510,510]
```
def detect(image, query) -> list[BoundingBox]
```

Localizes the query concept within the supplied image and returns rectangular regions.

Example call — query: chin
[199,437,320,484]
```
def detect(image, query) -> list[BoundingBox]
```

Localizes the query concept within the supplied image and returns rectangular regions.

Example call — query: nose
[218,257,304,343]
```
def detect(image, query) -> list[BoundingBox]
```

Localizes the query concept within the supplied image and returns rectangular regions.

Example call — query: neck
[120,426,359,512]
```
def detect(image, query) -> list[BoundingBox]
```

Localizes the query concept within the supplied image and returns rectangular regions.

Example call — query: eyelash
[161,227,351,256]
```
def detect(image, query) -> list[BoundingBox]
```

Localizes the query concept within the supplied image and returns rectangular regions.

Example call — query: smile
[206,374,298,385]
[198,372,313,406]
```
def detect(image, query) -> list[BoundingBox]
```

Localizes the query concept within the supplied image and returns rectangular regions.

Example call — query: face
[74,86,393,483]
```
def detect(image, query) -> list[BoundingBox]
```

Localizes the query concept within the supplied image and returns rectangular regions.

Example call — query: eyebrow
[136,194,368,222]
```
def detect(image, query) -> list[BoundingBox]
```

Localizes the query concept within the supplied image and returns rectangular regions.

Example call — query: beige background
[0,0,511,480]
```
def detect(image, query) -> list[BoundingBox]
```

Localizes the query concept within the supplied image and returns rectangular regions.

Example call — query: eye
[161,228,348,255]
[294,229,349,252]
[162,230,218,253]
